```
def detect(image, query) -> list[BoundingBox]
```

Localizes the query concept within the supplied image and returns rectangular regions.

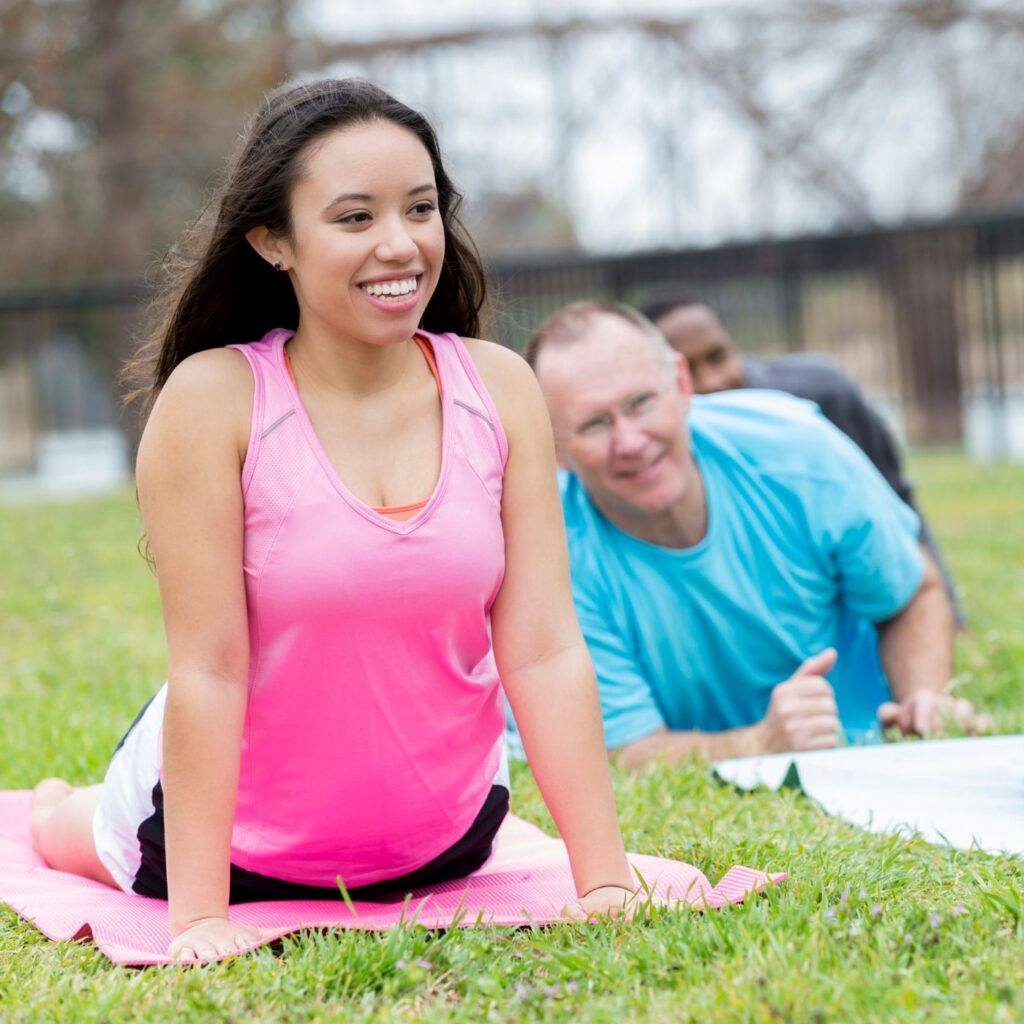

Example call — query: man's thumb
[794,647,837,678]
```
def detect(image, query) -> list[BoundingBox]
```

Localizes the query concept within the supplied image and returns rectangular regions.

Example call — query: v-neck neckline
[274,329,452,534]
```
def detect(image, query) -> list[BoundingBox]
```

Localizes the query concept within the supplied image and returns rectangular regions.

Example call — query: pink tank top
[227,328,508,887]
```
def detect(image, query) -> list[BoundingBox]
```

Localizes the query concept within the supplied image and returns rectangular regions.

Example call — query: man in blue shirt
[523,301,982,764]
[636,288,964,627]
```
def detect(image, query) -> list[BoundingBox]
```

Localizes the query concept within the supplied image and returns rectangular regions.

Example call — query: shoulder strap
[425,331,508,468]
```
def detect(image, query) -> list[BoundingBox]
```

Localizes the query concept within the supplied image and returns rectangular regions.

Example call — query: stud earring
[273,261,283,272]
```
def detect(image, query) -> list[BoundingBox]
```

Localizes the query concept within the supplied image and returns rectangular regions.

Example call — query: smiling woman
[26,77,653,963]
[246,122,445,360]
[122,78,486,402]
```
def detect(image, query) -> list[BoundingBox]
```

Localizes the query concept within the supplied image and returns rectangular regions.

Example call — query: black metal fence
[490,210,1024,451]
[2,210,1023,479]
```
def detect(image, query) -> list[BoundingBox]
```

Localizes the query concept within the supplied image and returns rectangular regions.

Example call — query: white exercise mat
[713,735,1024,855]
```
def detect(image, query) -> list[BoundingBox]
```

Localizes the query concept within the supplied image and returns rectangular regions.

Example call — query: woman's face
[281,119,445,348]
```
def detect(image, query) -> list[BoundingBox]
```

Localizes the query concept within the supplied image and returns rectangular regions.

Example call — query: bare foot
[30,778,75,853]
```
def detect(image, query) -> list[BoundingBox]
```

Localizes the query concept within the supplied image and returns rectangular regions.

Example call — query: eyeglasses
[567,387,670,445]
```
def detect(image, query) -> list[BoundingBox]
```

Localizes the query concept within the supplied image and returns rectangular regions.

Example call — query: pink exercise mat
[0,791,786,966]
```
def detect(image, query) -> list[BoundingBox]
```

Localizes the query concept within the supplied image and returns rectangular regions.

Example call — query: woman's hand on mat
[878,689,991,737]
[169,916,269,962]
[571,885,645,921]
[757,649,840,753]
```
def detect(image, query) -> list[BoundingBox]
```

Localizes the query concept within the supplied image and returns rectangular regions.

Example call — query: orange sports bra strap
[414,333,441,394]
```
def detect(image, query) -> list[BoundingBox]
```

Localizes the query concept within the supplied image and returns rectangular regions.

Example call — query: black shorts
[130,782,510,903]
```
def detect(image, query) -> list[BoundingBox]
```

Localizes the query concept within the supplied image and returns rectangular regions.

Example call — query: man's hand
[877,689,990,737]
[614,649,841,765]
[757,649,840,753]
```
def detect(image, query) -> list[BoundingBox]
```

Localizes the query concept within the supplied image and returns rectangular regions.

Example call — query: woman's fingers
[169,918,270,963]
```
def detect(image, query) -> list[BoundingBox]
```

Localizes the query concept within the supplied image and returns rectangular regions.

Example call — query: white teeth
[361,277,417,298]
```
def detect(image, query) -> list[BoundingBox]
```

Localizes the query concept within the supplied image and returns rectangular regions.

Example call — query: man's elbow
[917,545,946,591]
[883,548,947,620]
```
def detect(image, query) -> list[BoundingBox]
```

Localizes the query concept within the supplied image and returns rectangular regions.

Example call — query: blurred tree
[463,187,579,259]
[0,1,1021,453]
[2,1,1023,276]
[961,116,1024,211]
[0,0,295,285]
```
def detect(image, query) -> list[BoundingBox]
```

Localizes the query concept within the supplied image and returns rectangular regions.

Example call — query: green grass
[1,451,1022,1022]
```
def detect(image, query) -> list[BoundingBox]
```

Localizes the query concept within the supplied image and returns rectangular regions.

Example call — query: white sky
[306,0,993,253]
[312,0,719,39]
[6,2,1012,255]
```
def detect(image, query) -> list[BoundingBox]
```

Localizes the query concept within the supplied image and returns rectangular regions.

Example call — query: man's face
[536,314,696,526]
[653,303,746,394]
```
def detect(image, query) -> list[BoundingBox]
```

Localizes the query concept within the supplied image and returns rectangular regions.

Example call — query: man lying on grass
[636,286,964,629]
[511,300,986,766]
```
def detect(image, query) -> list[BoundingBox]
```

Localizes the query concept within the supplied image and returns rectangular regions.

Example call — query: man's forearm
[614,723,766,770]
[878,550,954,701]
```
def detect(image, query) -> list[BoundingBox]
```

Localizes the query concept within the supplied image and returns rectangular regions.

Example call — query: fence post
[881,227,966,444]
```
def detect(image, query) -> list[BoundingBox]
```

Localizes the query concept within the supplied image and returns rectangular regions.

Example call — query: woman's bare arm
[466,340,634,905]
[135,348,262,958]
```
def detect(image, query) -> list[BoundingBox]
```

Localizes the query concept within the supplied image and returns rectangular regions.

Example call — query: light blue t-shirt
[514,391,924,753]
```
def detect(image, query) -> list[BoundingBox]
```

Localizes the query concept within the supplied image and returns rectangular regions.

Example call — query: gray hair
[524,300,674,370]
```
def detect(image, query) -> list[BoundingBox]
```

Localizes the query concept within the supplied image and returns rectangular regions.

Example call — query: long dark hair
[124,78,489,413]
